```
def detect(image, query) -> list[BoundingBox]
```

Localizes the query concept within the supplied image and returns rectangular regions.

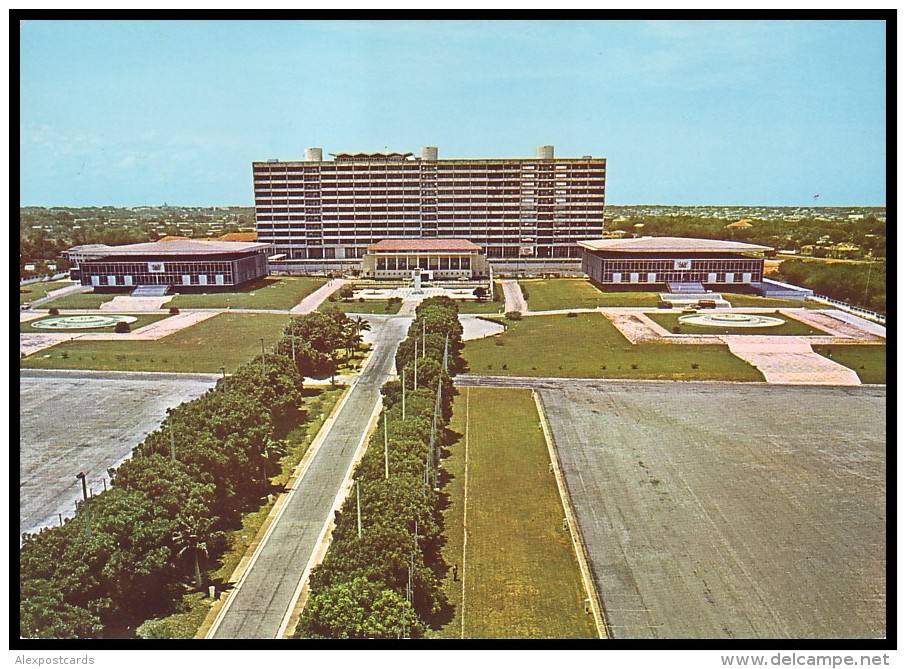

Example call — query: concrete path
[786,309,885,340]
[207,315,411,638]
[25,282,86,307]
[501,279,528,313]
[460,314,505,341]
[818,310,886,338]
[722,336,862,385]
[289,279,347,314]
[19,311,221,357]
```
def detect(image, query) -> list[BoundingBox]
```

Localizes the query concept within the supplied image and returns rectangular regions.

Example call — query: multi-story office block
[253,146,606,271]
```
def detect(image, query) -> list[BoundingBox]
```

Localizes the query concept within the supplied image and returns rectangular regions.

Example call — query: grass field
[19,280,74,305]
[456,299,505,314]
[464,313,762,381]
[20,313,170,334]
[166,277,327,310]
[432,387,597,639]
[40,291,116,309]
[319,299,403,315]
[645,312,823,336]
[20,313,291,373]
[722,294,816,308]
[815,345,886,384]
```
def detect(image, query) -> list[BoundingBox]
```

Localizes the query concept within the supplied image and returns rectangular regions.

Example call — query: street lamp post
[75,472,91,536]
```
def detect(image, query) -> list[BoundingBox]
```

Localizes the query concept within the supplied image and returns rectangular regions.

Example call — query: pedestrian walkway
[785,309,885,341]
[501,279,528,313]
[722,336,862,385]
[289,279,347,314]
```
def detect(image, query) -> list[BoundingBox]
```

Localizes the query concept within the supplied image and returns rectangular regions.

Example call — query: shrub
[566,312,578,318]
[505,311,522,321]
[691,362,700,370]
[114,321,131,333]
[494,338,504,347]
[48,307,60,316]
[672,326,681,334]
[630,363,639,370]
[169,307,180,315]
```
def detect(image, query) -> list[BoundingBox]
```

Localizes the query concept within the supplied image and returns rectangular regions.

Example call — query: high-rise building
[253,145,606,272]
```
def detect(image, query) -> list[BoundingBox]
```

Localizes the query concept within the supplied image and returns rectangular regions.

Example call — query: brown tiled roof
[217,231,258,242]
[368,238,483,252]
[578,236,772,253]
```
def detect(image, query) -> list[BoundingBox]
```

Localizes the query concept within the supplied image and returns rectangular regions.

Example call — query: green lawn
[319,299,403,315]
[519,280,661,310]
[464,313,762,381]
[41,291,116,309]
[722,293,816,309]
[815,345,886,384]
[645,312,823,336]
[20,313,291,373]
[432,387,597,639]
[167,277,327,310]
[456,299,505,314]
[20,313,171,334]
[19,280,74,305]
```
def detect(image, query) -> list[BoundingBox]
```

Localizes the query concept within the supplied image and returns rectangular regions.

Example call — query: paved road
[538,382,886,639]
[19,369,220,538]
[209,315,411,638]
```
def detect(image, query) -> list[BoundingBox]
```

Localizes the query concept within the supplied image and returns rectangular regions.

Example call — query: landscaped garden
[319,298,403,315]
[431,386,597,638]
[39,291,117,309]
[20,313,171,334]
[464,313,762,381]
[815,345,886,384]
[166,276,327,310]
[645,311,823,336]
[20,313,292,373]
[19,280,74,305]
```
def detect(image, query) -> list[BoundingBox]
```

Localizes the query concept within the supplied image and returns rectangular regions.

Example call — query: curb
[532,389,609,640]
[196,382,354,639]
[277,394,384,638]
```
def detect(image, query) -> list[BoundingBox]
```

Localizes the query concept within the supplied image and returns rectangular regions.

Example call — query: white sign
[673,259,692,270]
[148,262,165,273]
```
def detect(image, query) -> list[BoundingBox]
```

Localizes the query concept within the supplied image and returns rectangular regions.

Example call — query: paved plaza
[19,369,220,537]
[536,380,886,639]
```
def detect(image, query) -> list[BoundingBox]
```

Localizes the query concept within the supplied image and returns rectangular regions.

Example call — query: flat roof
[578,236,773,254]
[73,239,271,257]
[368,238,482,253]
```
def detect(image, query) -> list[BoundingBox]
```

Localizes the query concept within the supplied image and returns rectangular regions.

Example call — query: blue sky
[20,19,887,207]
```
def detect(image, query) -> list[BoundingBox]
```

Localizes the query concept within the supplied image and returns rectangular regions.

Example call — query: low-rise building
[66,239,272,291]
[361,238,488,280]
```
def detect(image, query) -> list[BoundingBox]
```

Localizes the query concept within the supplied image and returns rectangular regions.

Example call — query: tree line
[777,259,886,314]
[294,296,464,638]
[19,312,359,639]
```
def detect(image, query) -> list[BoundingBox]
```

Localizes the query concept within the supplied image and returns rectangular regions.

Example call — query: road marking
[460,386,470,639]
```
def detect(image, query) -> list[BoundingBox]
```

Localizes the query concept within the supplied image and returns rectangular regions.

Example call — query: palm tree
[172,499,220,591]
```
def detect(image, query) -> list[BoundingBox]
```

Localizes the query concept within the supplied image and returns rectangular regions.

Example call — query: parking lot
[538,381,886,639]
[19,369,219,537]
